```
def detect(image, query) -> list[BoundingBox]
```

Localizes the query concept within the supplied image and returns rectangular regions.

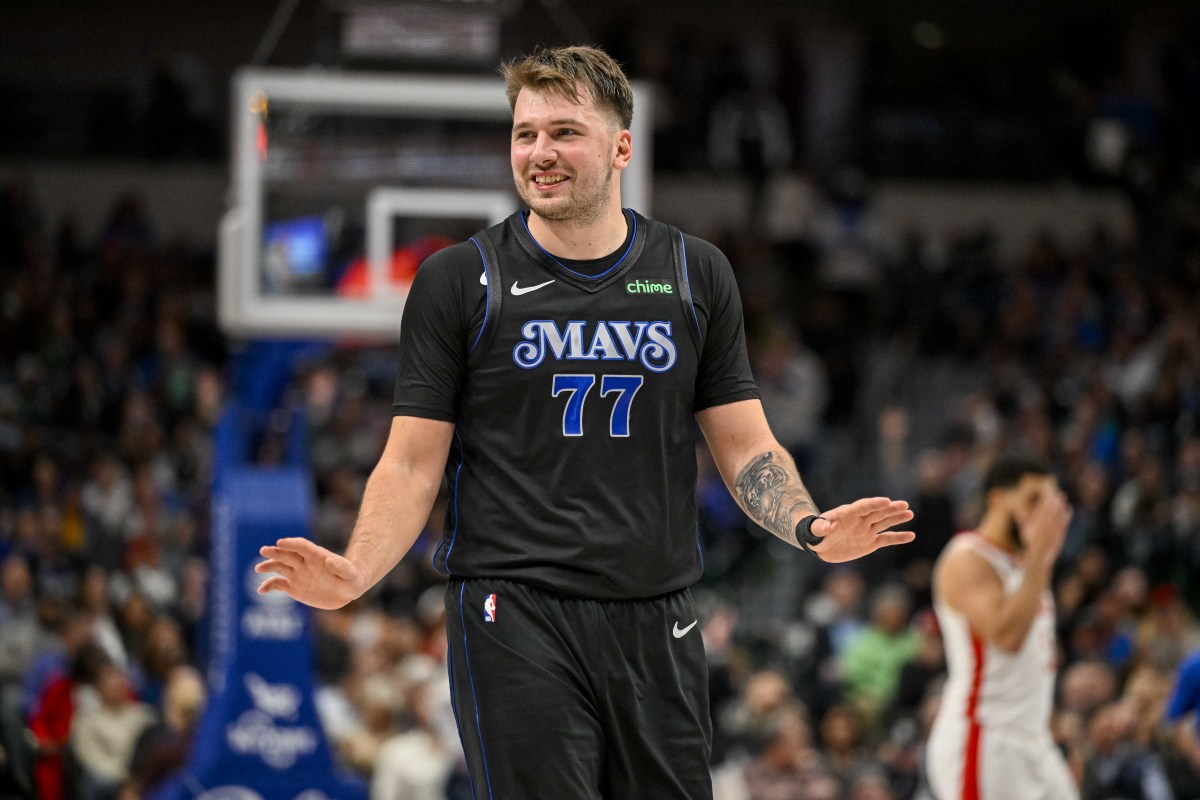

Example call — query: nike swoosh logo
[672,620,697,639]
[511,279,554,296]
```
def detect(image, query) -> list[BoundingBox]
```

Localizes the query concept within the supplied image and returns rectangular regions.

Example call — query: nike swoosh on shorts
[673,620,697,638]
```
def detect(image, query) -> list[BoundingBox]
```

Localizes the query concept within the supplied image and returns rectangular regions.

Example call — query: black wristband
[795,514,826,557]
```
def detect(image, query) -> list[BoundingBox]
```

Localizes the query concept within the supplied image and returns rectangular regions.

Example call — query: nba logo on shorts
[483,593,497,623]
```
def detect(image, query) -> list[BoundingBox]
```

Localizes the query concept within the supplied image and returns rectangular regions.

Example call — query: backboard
[218,68,654,341]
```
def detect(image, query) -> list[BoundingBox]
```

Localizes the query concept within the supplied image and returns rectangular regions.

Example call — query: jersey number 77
[551,374,644,437]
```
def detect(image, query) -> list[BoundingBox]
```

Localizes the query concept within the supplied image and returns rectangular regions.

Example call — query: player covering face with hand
[256,44,915,799]
[926,455,1077,800]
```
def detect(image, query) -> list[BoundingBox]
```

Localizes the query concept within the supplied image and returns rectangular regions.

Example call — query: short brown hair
[501,45,633,130]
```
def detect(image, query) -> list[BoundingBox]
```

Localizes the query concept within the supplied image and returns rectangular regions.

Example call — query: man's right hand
[1018,485,1072,569]
[255,537,367,610]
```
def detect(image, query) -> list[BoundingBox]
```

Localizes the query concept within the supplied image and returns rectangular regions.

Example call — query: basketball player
[256,45,914,799]
[925,456,1077,800]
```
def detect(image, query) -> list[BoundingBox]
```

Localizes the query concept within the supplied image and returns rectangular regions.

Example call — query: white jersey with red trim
[932,532,1058,733]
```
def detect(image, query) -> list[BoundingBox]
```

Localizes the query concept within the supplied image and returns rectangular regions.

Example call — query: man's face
[98,664,129,706]
[999,473,1055,550]
[510,84,629,225]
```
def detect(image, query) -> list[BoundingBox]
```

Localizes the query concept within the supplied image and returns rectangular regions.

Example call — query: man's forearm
[343,457,442,591]
[732,449,820,547]
[992,560,1053,652]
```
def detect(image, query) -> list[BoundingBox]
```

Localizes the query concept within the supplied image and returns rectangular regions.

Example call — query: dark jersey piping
[444,641,477,799]
[467,234,504,365]
[676,230,703,343]
[518,209,638,280]
[458,583,495,799]
[468,237,490,353]
[441,430,467,573]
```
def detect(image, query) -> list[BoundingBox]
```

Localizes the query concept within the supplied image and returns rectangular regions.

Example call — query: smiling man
[256,45,914,799]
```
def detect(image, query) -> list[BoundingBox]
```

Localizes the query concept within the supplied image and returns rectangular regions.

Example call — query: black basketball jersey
[392,210,758,599]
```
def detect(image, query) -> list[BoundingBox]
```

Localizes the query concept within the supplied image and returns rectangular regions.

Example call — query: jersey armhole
[467,232,504,369]
[938,543,1005,620]
[670,227,703,351]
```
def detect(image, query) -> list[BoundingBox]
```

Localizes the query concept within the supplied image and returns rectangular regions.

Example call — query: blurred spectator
[125,664,206,798]
[813,167,888,296]
[761,170,824,245]
[176,558,209,646]
[903,449,958,575]
[371,659,460,800]
[720,669,799,757]
[804,568,867,659]
[1137,588,1200,671]
[115,593,154,671]
[708,73,793,223]
[740,706,826,800]
[873,714,926,800]
[1064,462,1116,561]
[314,466,365,550]
[22,612,95,720]
[815,705,876,793]
[1111,458,1173,576]
[841,586,918,722]
[1061,660,1121,720]
[1122,666,1172,748]
[0,594,67,688]
[341,673,404,775]
[1059,548,1115,636]
[752,323,829,471]
[1080,701,1173,800]
[847,767,899,800]
[27,642,109,800]
[889,610,944,724]
[69,661,154,800]
[81,456,133,569]
[132,615,187,707]
[799,566,867,718]
[1070,588,1139,671]
[0,552,35,625]
[77,565,128,668]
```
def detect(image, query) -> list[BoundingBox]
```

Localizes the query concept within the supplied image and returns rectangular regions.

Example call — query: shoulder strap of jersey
[953,533,1017,582]
[668,225,703,351]
[466,229,503,368]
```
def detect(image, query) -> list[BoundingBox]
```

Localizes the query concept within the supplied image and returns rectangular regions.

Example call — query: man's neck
[526,204,628,260]
[976,513,1018,554]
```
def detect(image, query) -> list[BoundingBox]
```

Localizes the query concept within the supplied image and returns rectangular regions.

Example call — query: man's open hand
[808,497,915,563]
[255,537,367,610]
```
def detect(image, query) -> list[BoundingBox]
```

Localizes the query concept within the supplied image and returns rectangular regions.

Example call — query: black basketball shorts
[444,578,713,800]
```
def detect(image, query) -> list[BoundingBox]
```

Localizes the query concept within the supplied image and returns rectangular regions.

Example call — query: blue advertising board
[150,406,365,800]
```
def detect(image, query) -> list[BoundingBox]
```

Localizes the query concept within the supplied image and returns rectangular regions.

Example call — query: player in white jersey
[926,456,1078,800]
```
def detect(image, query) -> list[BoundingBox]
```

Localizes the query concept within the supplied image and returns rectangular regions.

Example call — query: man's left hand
[808,497,915,562]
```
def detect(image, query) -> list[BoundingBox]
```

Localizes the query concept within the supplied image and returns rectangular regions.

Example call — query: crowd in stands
[3,152,1200,798]
[1,15,1199,795]
[8,4,1200,185]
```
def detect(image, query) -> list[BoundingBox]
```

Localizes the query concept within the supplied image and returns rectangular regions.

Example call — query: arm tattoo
[734,451,819,545]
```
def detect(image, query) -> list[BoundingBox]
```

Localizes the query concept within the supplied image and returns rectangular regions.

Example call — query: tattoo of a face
[734,451,818,542]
